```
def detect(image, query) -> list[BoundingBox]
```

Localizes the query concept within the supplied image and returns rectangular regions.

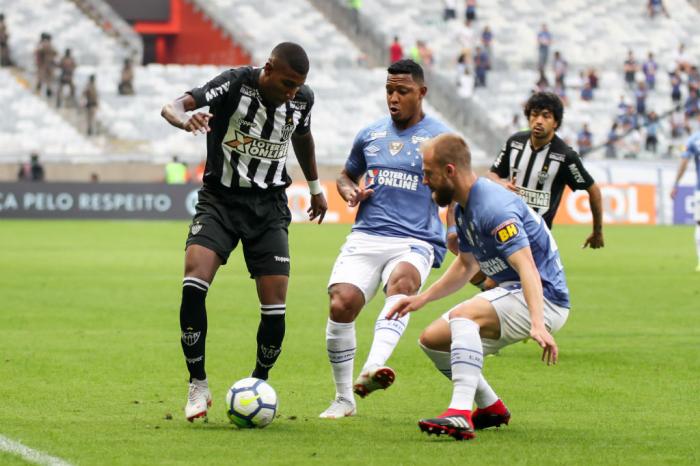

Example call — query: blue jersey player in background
[320,60,451,419]
[388,134,571,441]
[671,129,700,271]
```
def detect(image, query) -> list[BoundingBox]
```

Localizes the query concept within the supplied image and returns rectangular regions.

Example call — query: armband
[446,225,458,235]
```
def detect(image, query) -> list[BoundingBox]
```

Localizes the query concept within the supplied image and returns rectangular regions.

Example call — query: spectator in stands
[465,0,477,23]
[685,88,699,126]
[623,50,638,90]
[688,65,700,94]
[645,111,659,153]
[56,48,76,108]
[647,0,670,19]
[605,122,620,159]
[417,41,434,68]
[670,108,685,138]
[617,95,630,120]
[635,81,648,116]
[481,25,493,62]
[457,19,475,69]
[456,51,469,86]
[118,58,135,95]
[623,128,642,159]
[581,80,594,101]
[473,46,489,87]
[35,33,57,97]
[165,156,188,184]
[82,74,99,136]
[554,83,568,107]
[443,0,457,21]
[348,0,362,34]
[0,13,11,67]
[587,68,599,89]
[577,124,593,156]
[552,51,567,88]
[537,24,552,72]
[389,37,403,64]
[673,43,689,73]
[534,70,550,93]
[670,69,682,104]
[90,172,99,183]
[17,153,45,182]
[642,52,658,90]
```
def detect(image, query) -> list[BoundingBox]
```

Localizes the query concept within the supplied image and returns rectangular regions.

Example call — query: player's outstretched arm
[387,252,479,320]
[583,183,604,249]
[337,169,373,207]
[507,247,558,365]
[161,94,212,135]
[292,131,327,224]
[670,158,689,199]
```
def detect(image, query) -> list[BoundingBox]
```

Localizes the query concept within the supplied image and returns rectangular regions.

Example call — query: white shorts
[328,231,435,302]
[694,191,700,222]
[442,283,570,356]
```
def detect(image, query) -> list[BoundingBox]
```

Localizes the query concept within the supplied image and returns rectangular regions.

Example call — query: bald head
[423,133,472,171]
[270,42,309,75]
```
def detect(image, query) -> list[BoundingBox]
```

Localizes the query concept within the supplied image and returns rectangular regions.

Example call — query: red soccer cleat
[418,409,475,441]
[472,399,511,430]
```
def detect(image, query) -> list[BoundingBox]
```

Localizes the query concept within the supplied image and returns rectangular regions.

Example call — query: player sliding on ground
[320,60,451,419]
[387,134,571,441]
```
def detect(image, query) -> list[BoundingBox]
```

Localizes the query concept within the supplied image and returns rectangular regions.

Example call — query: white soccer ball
[225,377,278,428]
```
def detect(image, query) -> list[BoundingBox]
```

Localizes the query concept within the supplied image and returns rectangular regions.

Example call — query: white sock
[361,294,409,373]
[475,375,499,408]
[419,341,452,379]
[326,319,356,401]
[695,225,700,264]
[448,318,483,411]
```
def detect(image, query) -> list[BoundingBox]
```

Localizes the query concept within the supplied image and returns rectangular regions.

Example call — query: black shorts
[185,186,292,277]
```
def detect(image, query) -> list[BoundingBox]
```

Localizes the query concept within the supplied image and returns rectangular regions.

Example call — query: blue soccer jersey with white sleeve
[344,115,450,267]
[681,132,700,190]
[455,178,570,308]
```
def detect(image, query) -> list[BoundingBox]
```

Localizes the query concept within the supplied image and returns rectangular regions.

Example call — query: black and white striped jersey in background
[188,66,314,192]
[490,130,595,227]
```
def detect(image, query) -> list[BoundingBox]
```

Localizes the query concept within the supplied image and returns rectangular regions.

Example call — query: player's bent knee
[328,284,364,323]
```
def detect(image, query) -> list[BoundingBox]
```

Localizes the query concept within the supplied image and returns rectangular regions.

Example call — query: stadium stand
[0,68,100,159]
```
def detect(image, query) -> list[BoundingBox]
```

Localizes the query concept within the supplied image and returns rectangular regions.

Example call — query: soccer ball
[226,377,278,428]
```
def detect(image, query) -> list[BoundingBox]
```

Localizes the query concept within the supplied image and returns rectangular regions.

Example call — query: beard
[432,186,454,207]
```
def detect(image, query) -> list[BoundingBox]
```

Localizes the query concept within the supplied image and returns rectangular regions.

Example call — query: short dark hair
[271,42,309,75]
[387,59,424,84]
[524,91,564,129]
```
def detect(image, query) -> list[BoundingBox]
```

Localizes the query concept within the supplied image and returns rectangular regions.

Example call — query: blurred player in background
[671,127,700,271]
[319,59,450,419]
[388,134,570,441]
[452,91,603,291]
[161,42,328,422]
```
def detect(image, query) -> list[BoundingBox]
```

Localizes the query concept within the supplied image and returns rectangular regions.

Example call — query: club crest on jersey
[495,222,519,244]
[280,123,295,141]
[537,170,549,184]
[389,141,404,156]
[190,222,203,235]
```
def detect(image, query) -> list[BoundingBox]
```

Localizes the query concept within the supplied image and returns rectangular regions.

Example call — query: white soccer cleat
[185,378,212,422]
[353,366,396,398]
[318,395,356,419]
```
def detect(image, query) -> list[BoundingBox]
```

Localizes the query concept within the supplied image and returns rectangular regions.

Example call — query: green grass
[1,221,699,465]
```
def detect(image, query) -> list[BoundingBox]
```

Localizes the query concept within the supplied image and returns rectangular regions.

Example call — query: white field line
[0,434,73,466]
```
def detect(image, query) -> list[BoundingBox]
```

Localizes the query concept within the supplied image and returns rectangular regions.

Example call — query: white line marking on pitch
[0,434,73,466]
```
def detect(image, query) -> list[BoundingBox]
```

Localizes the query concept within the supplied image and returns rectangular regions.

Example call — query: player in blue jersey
[671,129,700,271]
[319,60,451,419]
[388,134,570,440]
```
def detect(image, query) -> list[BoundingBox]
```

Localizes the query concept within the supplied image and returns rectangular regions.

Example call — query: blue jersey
[455,178,570,308]
[345,115,450,267]
[681,132,700,190]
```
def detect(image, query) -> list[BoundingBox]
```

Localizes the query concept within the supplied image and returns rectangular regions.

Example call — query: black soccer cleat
[418,415,475,441]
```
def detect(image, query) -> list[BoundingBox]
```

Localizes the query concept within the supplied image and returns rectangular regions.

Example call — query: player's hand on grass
[582,230,604,249]
[530,325,558,365]
[346,187,374,207]
[308,193,328,224]
[183,112,213,135]
[386,294,427,319]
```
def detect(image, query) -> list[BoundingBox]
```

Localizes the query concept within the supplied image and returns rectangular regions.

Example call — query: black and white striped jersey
[188,66,313,192]
[490,130,594,227]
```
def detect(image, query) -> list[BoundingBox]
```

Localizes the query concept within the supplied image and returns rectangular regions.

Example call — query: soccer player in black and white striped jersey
[448,92,603,290]
[161,42,328,422]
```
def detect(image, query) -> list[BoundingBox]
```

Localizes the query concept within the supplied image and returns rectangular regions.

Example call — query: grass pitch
[1,221,699,465]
